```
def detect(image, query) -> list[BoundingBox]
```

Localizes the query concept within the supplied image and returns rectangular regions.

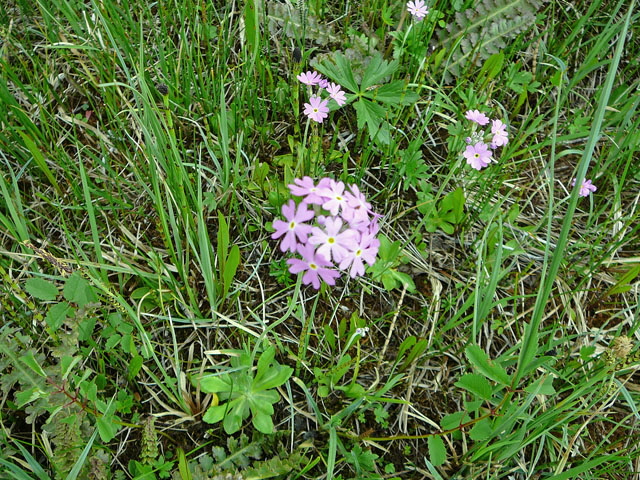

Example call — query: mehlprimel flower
[326,82,347,106]
[407,0,429,20]
[465,109,490,126]
[303,96,330,123]
[297,70,323,86]
[463,142,493,170]
[287,243,340,289]
[571,178,597,197]
[491,119,509,147]
[271,200,314,253]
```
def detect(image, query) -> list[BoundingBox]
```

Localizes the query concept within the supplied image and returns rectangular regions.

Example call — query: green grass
[1,0,640,479]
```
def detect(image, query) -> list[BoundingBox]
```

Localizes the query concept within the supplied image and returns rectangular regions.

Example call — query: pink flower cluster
[297,71,347,123]
[462,110,509,170]
[271,177,380,289]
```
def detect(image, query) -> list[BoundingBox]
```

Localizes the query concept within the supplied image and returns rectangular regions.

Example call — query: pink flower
[297,71,322,86]
[463,142,492,170]
[308,217,358,263]
[326,82,347,106]
[571,178,597,197]
[271,200,315,253]
[465,109,490,126]
[491,119,508,147]
[318,78,329,89]
[303,96,330,123]
[319,180,348,215]
[288,176,331,204]
[407,0,428,20]
[339,232,380,278]
[287,244,340,289]
[343,184,372,227]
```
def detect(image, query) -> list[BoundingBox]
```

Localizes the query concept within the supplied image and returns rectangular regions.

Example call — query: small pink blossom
[288,176,330,204]
[571,178,597,197]
[287,244,340,289]
[303,96,330,123]
[343,184,372,227]
[308,217,358,263]
[407,0,429,20]
[318,78,329,89]
[464,142,492,170]
[319,180,348,216]
[326,82,347,106]
[297,71,322,86]
[339,232,380,278]
[465,109,490,126]
[491,119,509,147]
[271,200,314,253]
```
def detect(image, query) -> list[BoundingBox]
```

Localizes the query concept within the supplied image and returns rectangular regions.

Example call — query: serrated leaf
[63,273,98,308]
[469,417,493,441]
[20,351,47,377]
[315,52,359,92]
[366,80,419,105]
[455,374,493,400]
[524,375,556,395]
[25,277,58,301]
[465,345,511,386]
[45,301,72,330]
[440,411,470,431]
[361,54,398,90]
[428,436,446,466]
[127,355,143,380]
[96,415,119,442]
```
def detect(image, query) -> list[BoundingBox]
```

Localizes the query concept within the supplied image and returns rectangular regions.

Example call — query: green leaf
[63,273,98,308]
[366,80,419,105]
[222,244,240,298]
[96,415,119,442]
[469,417,493,441]
[202,404,227,424]
[524,375,556,395]
[25,277,58,301]
[128,355,143,380]
[428,436,446,466]
[455,374,493,400]
[20,351,47,377]
[353,98,388,143]
[360,54,398,90]
[315,52,359,92]
[45,301,73,330]
[252,411,274,434]
[465,345,511,386]
[440,411,470,431]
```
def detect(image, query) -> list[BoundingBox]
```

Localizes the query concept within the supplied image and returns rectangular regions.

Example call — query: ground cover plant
[1,0,640,478]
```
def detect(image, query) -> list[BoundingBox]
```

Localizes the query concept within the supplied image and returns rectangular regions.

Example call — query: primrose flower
[309,217,357,263]
[339,232,380,278]
[571,178,597,197]
[491,119,509,147]
[288,176,331,205]
[407,0,429,20]
[319,180,348,216]
[287,244,340,289]
[303,96,330,123]
[318,78,329,89]
[463,142,493,170]
[326,82,347,106]
[271,200,314,253]
[297,70,322,86]
[465,109,490,126]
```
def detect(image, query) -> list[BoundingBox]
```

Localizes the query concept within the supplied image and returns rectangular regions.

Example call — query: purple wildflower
[326,82,347,106]
[297,71,322,86]
[463,142,492,170]
[303,96,330,123]
[465,109,490,126]
[571,178,597,197]
[491,119,508,147]
[407,0,429,20]
[271,200,314,253]
[308,217,358,263]
[287,244,340,289]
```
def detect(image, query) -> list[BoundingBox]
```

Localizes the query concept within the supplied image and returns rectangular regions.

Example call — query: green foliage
[417,184,466,235]
[199,346,293,434]
[315,52,419,144]
[367,236,416,292]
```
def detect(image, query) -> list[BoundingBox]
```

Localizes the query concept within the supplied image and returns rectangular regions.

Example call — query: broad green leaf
[524,375,556,395]
[428,436,446,466]
[366,80,419,105]
[353,98,385,139]
[361,54,398,90]
[440,411,470,431]
[15,387,45,407]
[465,345,511,386]
[252,411,274,434]
[469,417,493,441]
[20,351,47,377]
[45,301,72,330]
[202,404,227,424]
[127,355,143,380]
[25,277,58,301]
[63,273,98,308]
[222,244,240,297]
[96,415,118,442]
[316,52,359,92]
[200,374,232,393]
[455,374,493,400]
